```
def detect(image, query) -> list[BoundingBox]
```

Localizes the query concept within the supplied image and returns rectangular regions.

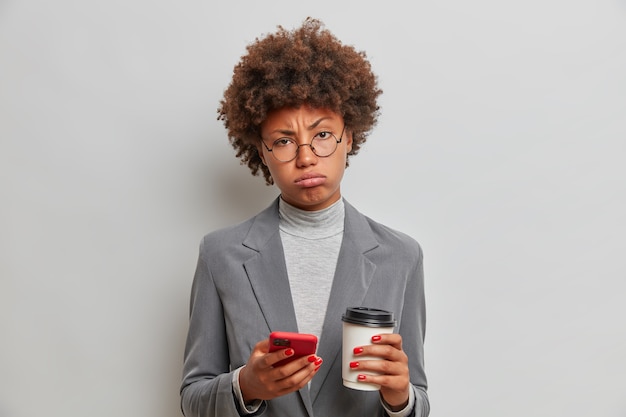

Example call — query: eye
[273,138,295,148]
[314,131,333,141]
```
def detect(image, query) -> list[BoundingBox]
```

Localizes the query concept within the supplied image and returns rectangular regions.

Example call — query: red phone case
[269,331,318,366]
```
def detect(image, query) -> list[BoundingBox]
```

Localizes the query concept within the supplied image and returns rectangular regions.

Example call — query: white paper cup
[341,307,396,391]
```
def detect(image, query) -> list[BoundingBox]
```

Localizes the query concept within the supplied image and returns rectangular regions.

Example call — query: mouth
[294,173,326,188]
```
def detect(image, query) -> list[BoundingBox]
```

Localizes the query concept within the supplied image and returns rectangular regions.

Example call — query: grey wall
[1,1,625,416]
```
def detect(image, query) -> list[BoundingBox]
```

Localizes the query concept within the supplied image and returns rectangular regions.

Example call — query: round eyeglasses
[261,125,345,162]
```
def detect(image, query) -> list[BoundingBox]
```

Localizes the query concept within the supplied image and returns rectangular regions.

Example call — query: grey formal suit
[181,198,429,417]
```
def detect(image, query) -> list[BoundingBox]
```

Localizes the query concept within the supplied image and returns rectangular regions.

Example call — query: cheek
[338,149,349,165]
[265,163,286,184]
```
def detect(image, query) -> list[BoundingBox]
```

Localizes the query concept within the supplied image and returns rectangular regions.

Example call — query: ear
[256,141,268,166]
[345,130,353,153]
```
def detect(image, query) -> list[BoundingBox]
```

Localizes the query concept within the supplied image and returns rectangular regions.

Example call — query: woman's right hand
[239,338,323,403]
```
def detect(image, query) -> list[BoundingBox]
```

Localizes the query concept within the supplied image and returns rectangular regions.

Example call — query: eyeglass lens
[271,133,339,162]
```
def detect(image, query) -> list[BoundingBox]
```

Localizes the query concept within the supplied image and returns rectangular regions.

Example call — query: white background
[1,1,625,416]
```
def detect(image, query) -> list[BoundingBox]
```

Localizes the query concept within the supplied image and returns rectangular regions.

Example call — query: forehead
[261,105,342,132]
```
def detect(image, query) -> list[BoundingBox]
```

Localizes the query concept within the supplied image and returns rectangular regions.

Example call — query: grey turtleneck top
[278,197,345,340]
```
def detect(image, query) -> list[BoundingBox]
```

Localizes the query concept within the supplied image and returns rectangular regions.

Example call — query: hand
[239,338,323,403]
[350,334,410,411]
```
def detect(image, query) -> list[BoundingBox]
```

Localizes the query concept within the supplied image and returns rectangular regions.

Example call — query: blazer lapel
[242,199,299,333]
[242,198,379,414]
[242,198,315,417]
[309,200,379,403]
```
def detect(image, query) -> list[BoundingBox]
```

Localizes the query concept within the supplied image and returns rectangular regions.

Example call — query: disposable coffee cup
[342,307,396,390]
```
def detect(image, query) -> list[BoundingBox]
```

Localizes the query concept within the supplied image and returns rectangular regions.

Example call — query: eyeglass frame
[260,124,346,162]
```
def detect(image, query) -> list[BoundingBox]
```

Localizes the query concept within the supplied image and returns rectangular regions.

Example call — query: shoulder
[198,198,279,256]
[368,216,423,259]
[199,218,252,252]
[345,200,423,262]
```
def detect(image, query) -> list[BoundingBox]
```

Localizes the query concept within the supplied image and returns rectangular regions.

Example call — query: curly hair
[217,18,382,185]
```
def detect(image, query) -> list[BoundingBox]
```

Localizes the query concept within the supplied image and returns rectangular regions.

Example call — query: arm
[180,238,322,416]
[396,242,429,417]
[180,243,249,417]
[351,241,430,417]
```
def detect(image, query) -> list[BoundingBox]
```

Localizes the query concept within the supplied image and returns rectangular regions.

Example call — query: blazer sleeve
[180,238,266,417]
[402,241,430,417]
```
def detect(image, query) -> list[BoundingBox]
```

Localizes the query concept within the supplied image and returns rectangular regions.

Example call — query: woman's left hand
[351,333,410,411]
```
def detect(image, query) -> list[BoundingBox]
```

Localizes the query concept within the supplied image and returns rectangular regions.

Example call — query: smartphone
[269,331,318,366]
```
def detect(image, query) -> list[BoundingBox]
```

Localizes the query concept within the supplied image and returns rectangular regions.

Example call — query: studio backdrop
[1,1,625,416]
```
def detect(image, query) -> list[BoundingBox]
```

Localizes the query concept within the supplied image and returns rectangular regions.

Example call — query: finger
[262,347,294,368]
[371,333,403,349]
[349,356,405,377]
[257,339,270,351]
[273,354,322,375]
[354,371,410,392]
[353,343,407,363]
[247,340,275,371]
[274,357,323,392]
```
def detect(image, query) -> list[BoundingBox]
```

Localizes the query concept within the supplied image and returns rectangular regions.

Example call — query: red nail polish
[285,348,294,356]
[371,335,382,342]
[314,365,321,371]
[314,358,323,366]
[349,361,359,369]
[308,355,317,362]
[357,374,367,381]
[353,347,364,354]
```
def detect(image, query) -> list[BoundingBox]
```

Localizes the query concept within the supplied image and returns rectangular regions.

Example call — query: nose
[295,143,318,167]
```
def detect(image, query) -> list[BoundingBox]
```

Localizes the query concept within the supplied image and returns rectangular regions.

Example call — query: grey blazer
[181,198,429,417]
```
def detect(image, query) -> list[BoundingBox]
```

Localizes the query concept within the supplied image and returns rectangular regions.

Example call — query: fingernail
[314,365,321,371]
[371,335,382,342]
[285,348,294,356]
[357,374,367,381]
[353,347,364,354]
[308,355,317,363]
[349,361,359,369]
[314,358,323,366]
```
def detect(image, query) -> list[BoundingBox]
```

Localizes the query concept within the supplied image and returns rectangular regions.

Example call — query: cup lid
[342,307,396,327]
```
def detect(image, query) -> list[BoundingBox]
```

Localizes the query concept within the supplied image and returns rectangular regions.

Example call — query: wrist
[238,366,256,404]
[233,367,264,414]
[384,398,409,412]
[381,386,415,417]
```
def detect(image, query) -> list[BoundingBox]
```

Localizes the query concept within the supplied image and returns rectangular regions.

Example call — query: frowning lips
[294,172,326,187]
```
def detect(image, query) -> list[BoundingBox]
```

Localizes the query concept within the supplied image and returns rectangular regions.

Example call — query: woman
[181,18,429,417]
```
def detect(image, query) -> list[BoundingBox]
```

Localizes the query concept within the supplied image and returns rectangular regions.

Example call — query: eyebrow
[268,117,334,136]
